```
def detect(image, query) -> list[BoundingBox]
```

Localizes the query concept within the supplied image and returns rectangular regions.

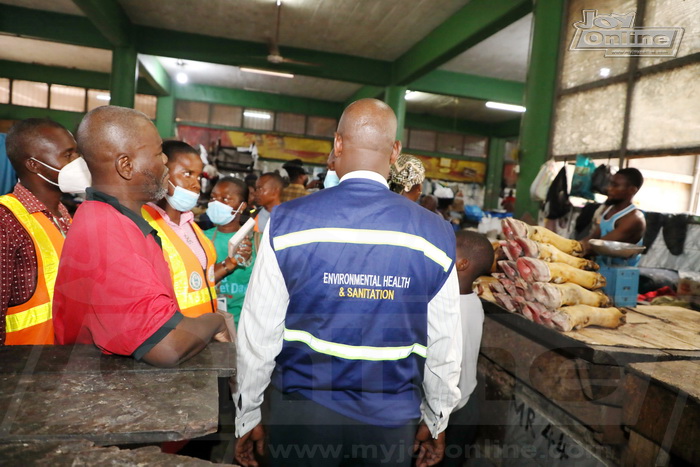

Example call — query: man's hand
[235,423,266,467]
[413,423,445,467]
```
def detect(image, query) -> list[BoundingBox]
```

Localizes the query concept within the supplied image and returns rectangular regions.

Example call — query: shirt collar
[86,188,161,246]
[339,170,389,189]
[13,182,71,219]
[147,201,194,227]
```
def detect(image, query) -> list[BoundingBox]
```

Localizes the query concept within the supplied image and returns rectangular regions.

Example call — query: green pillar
[514,0,565,219]
[155,94,176,138]
[384,85,407,141]
[484,137,506,210]
[110,45,137,108]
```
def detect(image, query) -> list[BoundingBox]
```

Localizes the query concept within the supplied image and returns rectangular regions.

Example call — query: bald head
[77,106,154,166]
[334,99,401,179]
[76,105,168,208]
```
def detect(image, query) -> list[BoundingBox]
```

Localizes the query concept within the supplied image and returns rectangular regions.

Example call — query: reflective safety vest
[269,179,456,427]
[0,194,64,345]
[142,204,217,317]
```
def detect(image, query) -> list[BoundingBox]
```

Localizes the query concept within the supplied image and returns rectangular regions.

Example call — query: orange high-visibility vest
[0,194,64,345]
[142,204,217,317]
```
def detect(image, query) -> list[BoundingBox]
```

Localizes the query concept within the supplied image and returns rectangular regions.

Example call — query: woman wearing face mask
[203,177,255,329]
[141,141,221,318]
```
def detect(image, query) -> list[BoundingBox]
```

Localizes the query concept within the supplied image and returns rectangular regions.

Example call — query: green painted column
[484,137,506,210]
[155,94,176,138]
[110,45,137,108]
[384,85,407,141]
[514,0,565,219]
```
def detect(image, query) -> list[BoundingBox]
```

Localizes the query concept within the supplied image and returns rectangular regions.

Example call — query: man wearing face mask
[141,141,219,318]
[203,177,255,328]
[0,118,91,345]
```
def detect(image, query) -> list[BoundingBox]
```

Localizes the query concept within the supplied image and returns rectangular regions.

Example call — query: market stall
[472,219,700,465]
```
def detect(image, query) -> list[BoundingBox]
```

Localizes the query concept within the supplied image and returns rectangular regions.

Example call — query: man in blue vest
[234,99,462,467]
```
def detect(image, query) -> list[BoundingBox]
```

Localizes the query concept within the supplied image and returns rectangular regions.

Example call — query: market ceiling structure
[0,0,533,131]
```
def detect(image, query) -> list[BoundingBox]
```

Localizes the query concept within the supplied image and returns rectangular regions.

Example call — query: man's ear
[456,258,470,272]
[333,133,343,160]
[115,154,133,180]
[389,140,401,165]
[25,157,40,175]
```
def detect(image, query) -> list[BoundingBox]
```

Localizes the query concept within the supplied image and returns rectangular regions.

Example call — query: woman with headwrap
[389,153,425,202]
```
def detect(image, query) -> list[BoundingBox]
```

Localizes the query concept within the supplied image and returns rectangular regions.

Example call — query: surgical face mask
[165,180,199,212]
[324,170,340,189]
[31,157,92,194]
[208,200,243,225]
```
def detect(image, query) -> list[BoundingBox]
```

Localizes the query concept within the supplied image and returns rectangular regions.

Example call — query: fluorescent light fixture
[176,72,189,84]
[485,101,526,113]
[240,67,294,79]
[599,67,611,77]
[404,90,419,100]
[277,0,282,5]
[243,110,272,119]
[96,94,111,101]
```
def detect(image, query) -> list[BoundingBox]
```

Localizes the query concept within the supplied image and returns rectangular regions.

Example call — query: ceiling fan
[265,0,319,67]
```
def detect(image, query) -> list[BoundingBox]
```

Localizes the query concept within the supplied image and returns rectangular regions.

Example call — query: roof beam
[393,0,531,85]
[135,27,392,86]
[71,0,133,47]
[410,70,524,105]
[0,4,110,49]
[138,56,172,96]
[174,84,343,118]
[0,5,395,87]
[0,59,162,95]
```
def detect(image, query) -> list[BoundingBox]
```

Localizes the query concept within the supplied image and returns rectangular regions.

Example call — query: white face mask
[31,157,92,194]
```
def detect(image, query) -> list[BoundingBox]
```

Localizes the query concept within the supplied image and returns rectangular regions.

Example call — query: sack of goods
[473,218,626,333]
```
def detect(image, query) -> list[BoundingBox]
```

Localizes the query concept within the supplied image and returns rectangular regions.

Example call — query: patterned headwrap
[390,154,425,193]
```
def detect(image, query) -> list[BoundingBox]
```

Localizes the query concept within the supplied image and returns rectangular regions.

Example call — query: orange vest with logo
[0,194,64,345]
[141,204,217,317]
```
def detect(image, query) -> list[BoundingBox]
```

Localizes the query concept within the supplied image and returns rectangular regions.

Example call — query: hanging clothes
[543,165,571,220]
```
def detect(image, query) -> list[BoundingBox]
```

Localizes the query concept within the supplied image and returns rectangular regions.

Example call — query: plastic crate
[599,265,639,307]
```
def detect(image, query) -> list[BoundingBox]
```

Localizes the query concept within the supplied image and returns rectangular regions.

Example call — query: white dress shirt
[235,170,462,438]
[454,293,483,412]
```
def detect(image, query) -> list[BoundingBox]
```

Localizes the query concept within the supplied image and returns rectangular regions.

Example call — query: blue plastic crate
[599,266,639,307]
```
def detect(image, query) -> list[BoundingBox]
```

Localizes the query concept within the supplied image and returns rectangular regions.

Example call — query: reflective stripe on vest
[0,194,63,344]
[141,205,217,317]
[283,328,427,361]
[273,227,452,272]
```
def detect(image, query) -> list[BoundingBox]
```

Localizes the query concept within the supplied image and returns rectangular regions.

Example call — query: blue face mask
[165,181,199,212]
[208,200,243,225]
[324,170,340,189]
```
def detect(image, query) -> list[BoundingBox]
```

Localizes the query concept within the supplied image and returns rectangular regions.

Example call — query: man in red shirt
[53,106,230,367]
[0,118,79,345]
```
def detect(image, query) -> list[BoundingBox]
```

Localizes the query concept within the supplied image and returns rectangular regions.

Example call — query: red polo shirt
[53,189,182,359]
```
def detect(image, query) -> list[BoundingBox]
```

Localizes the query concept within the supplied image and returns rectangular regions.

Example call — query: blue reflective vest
[269,178,456,427]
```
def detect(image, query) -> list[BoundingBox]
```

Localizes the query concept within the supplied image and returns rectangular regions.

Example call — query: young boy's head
[455,230,495,294]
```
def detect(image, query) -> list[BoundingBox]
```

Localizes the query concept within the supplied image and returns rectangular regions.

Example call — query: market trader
[141,140,218,317]
[235,99,462,467]
[53,106,230,367]
[583,168,646,266]
[0,118,89,345]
